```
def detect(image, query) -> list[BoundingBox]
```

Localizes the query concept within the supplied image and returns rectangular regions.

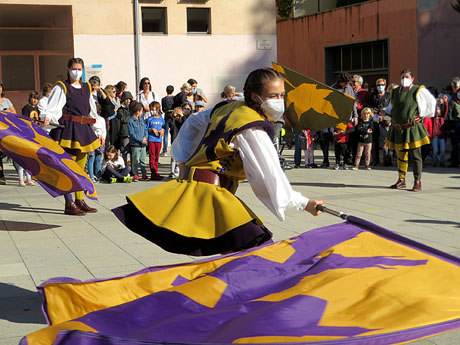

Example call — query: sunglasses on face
[377,84,385,87]
[144,82,150,85]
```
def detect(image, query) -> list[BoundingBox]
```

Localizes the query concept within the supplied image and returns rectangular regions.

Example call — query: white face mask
[401,77,412,88]
[151,110,157,116]
[258,96,285,122]
[69,69,83,81]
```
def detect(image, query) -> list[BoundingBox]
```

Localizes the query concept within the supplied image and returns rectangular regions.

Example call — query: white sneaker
[333,164,339,170]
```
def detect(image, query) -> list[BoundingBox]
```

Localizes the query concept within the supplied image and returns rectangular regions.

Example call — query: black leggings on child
[103,166,131,182]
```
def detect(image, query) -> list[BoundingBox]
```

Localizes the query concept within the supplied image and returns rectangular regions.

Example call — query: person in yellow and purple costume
[113,68,324,256]
[43,57,105,216]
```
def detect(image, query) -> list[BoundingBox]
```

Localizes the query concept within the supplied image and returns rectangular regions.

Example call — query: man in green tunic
[385,69,436,191]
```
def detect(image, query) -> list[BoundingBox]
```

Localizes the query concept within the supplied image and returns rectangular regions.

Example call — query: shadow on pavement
[405,219,460,228]
[0,202,62,215]
[0,283,46,325]
[289,182,389,189]
[0,220,61,232]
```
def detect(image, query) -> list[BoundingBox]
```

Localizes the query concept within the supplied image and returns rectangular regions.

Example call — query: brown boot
[411,180,422,192]
[390,178,406,189]
[75,200,97,213]
[65,202,87,216]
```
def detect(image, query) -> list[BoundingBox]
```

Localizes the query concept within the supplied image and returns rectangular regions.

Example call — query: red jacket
[334,123,354,143]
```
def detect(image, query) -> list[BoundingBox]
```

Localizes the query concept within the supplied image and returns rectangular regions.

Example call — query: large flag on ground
[272,63,355,131]
[22,217,460,345]
[0,111,97,199]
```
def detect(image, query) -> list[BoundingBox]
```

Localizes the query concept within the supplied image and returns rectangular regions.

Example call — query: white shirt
[43,83,105,136]
[137,91,160,121]
[101,156,125,172]
[386,85,436,118]
[37,96,49,118]
[171,111,309,221]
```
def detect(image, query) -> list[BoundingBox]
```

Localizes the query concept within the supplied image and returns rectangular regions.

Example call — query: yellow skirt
[113,169,272,256]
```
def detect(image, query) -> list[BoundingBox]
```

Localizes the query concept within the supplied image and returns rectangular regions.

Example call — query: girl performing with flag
[44,57,105,215]
[113,68,323,255]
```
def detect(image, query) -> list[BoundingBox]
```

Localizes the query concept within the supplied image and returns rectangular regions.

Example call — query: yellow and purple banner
[0,111,97,199]
[21,217,460,345]
[272,63,355,131]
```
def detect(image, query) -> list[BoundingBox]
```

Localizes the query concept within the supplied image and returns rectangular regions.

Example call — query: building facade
[0,0,277,109]
[277,0,459,90]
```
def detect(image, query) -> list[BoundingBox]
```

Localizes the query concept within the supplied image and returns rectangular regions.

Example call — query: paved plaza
[1,151,459,344]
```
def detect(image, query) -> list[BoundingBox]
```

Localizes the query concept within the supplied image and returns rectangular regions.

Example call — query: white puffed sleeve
[233,128,309,221]
[171,109,212,163]
[43,85,66,124]
[417,87,436,118]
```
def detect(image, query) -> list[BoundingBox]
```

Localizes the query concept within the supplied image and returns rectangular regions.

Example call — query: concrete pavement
[1,152,459,344]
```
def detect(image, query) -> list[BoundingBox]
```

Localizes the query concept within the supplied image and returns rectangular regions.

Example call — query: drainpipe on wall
[134,0,141,94]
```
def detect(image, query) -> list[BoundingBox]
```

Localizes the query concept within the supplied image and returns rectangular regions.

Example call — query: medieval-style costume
[45,80,105,214]
[385,84,436,190]
[113,101,310,256]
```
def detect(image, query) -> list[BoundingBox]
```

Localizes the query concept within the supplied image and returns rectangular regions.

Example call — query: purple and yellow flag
[273,63,355,131]
[0,111,97,199]
[21,217,460,345]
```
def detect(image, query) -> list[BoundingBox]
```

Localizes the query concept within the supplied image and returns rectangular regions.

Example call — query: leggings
[13,161,32,181]
[396,147,422,180]
[64,150,88,203]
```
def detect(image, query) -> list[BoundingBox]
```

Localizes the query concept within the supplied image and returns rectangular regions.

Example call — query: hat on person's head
[121,91,133,102]
[195,100,205,108]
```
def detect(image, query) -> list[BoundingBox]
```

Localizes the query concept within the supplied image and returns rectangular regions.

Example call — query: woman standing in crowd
[221,85,244,101]
[43,57,105,215]
[113,68,323,256]
[137,77,159,121]
[115,81,127,104]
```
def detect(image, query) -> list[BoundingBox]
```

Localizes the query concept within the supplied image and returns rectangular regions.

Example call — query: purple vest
[62,80,91,117]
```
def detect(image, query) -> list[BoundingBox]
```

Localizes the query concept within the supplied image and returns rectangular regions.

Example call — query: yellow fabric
[29,230,460,344]
[385,136,430,151]
[127,167,262,239]
[251,232,460,341]
[67,151,88,200]
[186,101,267,179]
[397,150,409,179]
[57,138,100,153]
[26,321,97,345]
[55,80,92,95]
[42,239,296,326]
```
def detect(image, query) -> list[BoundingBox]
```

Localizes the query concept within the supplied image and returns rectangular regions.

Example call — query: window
[141,7,167,34]
[187,8,210,34]
[324,40,389,86]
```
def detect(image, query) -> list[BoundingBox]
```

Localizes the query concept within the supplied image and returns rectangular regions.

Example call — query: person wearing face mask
[145,101,165,180]
[43,57,105,215]
[370,78,391,165]
[384,69,436,191]
[187,78,208,104]
[113,68,324,256]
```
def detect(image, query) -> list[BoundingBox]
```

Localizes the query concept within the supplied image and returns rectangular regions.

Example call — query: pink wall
[277,0,419,85]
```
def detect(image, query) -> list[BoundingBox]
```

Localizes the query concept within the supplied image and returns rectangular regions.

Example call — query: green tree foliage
[277,0,293,18]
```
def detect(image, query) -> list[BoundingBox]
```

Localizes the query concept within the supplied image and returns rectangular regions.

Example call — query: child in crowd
[22,91,40,121]
[301,129,318,168]
[194,100,206,113]
[161,85,174,156]
[424,105,446,167]
[117,91,133,166]
[333,122,354,170]
[168,107,185,178]
[13,162,34,187]
[128,101,148,182]
[101,145,132,183]
[352,107,374,170]
[380,119,392,166]
[145,101,165,180]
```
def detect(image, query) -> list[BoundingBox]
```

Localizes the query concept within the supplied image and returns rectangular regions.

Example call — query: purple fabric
[0,111,97,199]
[24,218,460,345]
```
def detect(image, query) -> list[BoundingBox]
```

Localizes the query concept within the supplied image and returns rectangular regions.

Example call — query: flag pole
[316,205,348,220]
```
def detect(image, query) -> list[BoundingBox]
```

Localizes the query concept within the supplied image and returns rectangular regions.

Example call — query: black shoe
[294,164,300,169]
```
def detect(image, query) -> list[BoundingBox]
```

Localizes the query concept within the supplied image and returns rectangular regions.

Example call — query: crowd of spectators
[0,71,459,187]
